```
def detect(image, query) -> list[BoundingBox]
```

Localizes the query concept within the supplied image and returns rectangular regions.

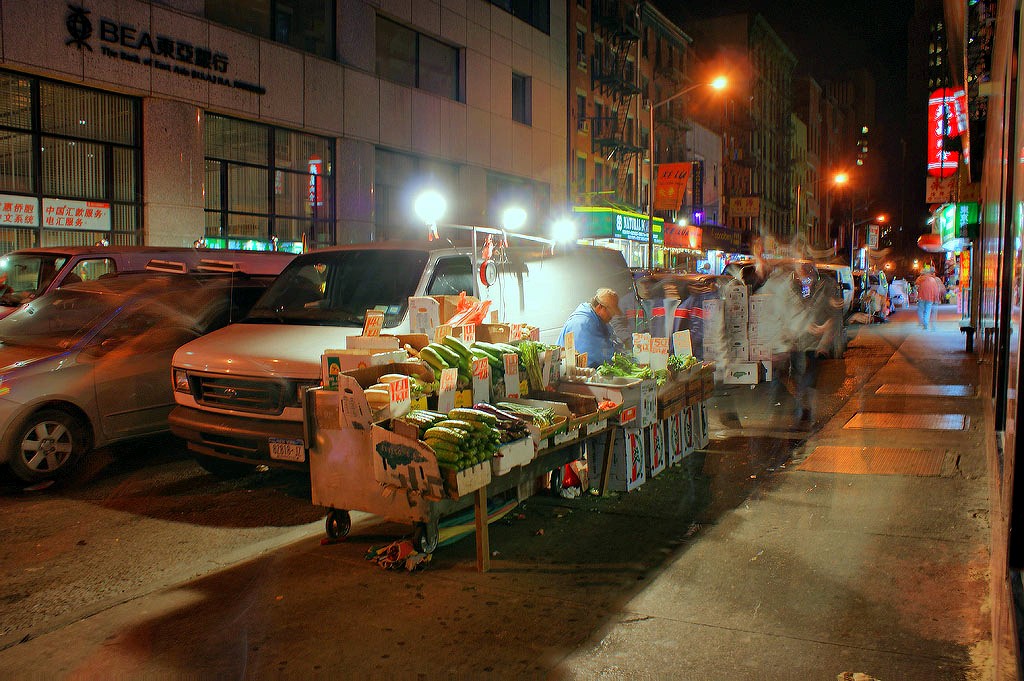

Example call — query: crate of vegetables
[400,407,503,498]
[525,390,600,429]
[492,399,570,447]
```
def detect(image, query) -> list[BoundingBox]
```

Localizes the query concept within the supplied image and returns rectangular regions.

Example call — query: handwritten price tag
[672,330,693,357]
[650,337,669,371]
[503,353,520,399]
[472,357,490,404]
[457,324,476,342]
[633,332,652,366]
[388,376,411,417]
[363,309,384,336]
[511,323,524,341]
[438,367,458,413]
[577,352,588,369]
[434,324,452,343]
[564,331,575,356]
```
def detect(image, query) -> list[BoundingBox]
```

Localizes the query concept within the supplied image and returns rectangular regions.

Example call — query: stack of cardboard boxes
[719,281,759,385]
[748,293,780,380]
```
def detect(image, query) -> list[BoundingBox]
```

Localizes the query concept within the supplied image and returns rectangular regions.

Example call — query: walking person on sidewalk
[915,266,946,331]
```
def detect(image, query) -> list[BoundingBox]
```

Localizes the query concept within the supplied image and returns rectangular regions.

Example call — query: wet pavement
[0,305,993,680]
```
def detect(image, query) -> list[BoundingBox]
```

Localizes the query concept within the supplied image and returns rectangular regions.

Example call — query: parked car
[0,272,272,482]
[0,245,295,318]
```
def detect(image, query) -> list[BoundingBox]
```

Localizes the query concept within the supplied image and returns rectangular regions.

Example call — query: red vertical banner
[927,88,965,178]
[653,162,693,211]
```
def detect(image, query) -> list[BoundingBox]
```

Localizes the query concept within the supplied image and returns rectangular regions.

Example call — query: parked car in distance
[0,245,295,318]
[0,272,273,483]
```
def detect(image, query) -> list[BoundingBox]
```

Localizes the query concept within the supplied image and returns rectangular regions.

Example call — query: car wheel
[194,454,252,479]
[5,409,89,483]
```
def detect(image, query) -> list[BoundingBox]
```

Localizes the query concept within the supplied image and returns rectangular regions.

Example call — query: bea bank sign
[64,4,265,94]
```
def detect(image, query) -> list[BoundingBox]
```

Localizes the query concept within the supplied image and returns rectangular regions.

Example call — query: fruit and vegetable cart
[305,365,623,572]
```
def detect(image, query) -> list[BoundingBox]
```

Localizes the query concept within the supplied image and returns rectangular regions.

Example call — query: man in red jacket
[915,266,946,331]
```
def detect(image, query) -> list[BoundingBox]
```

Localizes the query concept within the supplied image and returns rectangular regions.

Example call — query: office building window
[512,73,532,125]
[206,0,335,59]
[204,113,335,248]
[488,0,550,34]
[486,171,550,226]
[0,71,141,249]
[376,17,461,101]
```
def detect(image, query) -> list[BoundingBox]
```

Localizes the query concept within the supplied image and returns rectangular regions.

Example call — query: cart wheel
[413,522,439,554]
[549,466,564,495]
[325,509,351,540]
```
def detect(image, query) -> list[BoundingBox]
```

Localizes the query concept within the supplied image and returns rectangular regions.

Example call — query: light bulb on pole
[647,76,727,269]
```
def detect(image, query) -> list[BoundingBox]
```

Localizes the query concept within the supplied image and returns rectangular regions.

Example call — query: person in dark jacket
[558,288,623,367]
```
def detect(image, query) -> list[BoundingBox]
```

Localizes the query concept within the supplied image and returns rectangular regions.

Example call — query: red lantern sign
[927,89,967,178]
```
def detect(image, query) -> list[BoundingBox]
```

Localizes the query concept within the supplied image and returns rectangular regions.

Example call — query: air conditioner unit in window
[580,120,590,133]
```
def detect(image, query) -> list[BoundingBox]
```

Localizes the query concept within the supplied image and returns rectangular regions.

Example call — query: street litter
[365,540,431,571]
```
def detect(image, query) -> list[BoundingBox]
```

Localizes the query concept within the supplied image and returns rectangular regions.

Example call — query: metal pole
[795,183,801,236]
[848,194,855,270]
[647,100,655,270]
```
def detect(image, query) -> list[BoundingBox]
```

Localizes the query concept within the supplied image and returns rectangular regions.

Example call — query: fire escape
[590,0,644,209]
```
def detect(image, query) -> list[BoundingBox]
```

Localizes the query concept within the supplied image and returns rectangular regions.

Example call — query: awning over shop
[697,223,743,251]
[925,202,978,252]
[663,222,701,250]
[573,206,663,245]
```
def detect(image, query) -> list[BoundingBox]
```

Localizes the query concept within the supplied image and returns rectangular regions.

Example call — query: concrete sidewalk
[0,305,993,680]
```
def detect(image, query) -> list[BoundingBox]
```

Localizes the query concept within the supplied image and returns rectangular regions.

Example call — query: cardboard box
[323,348,408,377]
[491,437,533,475]
[408,297,441,336]
[346,335,400,351]
[749,343,773,361]
[587,426,647,492]
[761,359,774,381]
[748,293,772,315]
[723,362,760,384]
[434,294,479,325]
[475,323,511,343]
[442,461,492,499]
[646,423,667,478]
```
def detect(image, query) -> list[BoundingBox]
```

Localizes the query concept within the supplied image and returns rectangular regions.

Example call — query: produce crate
[491,437,533,476]
[499,398,571,446]
[442,461,492,499]
[684,378,702,406]
[526,390,600,429]
[587,426,646,493]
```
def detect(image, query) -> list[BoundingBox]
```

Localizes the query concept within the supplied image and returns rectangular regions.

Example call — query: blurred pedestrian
[915,266,946,331]
[779,262,844,425]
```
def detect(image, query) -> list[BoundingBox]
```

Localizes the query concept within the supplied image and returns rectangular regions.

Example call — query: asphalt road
[0,436,326,651]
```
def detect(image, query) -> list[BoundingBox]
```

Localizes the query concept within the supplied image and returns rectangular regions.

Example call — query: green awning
[573,206,663,245]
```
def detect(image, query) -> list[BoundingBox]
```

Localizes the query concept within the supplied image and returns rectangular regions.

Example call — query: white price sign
[471,357,490,404]
[633,333,652,366]
[388,376,411,418]
[456,324,476,342]
[650,337,669,371]
[438,367,458,413]
[672,330,693,357]
[503,353,520,399]
[363,309,384,336]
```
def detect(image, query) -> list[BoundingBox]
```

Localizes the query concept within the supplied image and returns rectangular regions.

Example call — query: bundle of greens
[495,401,556,427]
[668,353,699,373]
[515,340,547,392]
[596,352,654,380]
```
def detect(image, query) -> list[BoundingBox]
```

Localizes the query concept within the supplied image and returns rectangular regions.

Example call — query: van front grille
[192,375,286,415]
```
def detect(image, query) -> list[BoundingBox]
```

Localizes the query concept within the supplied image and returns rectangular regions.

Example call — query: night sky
[660,0,916,225]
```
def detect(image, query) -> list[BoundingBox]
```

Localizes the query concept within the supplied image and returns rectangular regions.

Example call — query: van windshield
[245,249,429,327]
[0,253,69,307]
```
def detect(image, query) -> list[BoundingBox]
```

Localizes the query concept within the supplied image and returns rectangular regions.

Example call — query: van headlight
[173,369,191,394]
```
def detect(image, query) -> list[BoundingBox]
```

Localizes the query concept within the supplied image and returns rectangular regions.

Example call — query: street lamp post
[646,77,726,269]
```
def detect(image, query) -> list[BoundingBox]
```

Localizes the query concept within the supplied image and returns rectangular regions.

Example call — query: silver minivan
[169,241,642,473]
[0,246,295,318]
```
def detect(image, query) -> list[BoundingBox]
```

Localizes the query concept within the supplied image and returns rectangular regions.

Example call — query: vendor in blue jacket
[558,287,624,368]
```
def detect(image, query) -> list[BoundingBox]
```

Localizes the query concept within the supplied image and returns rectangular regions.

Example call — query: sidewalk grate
[797,446,944,476]
[874,384,974,397]
[844,412,968,430]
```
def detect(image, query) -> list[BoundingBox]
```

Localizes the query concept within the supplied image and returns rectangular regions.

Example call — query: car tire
[5,408,89,483]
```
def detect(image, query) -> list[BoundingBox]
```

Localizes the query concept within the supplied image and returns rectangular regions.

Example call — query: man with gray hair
[557,287,624,367]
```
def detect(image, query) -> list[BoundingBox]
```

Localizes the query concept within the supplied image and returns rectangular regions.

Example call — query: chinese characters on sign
[41,199,110,230]
[653,162,692,211]
[65,6,265,95]
[0,195,40,227]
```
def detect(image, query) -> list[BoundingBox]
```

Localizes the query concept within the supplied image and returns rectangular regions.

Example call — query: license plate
[268,438,305,462]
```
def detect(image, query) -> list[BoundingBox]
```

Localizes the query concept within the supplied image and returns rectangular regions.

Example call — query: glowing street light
[552,217,576,243]
[502,206,527,232]
[414,190,447,240]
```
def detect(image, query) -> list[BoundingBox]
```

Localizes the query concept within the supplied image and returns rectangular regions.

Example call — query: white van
[168,241,641,473]
[816,264,855,316]
[0,246,296,318]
